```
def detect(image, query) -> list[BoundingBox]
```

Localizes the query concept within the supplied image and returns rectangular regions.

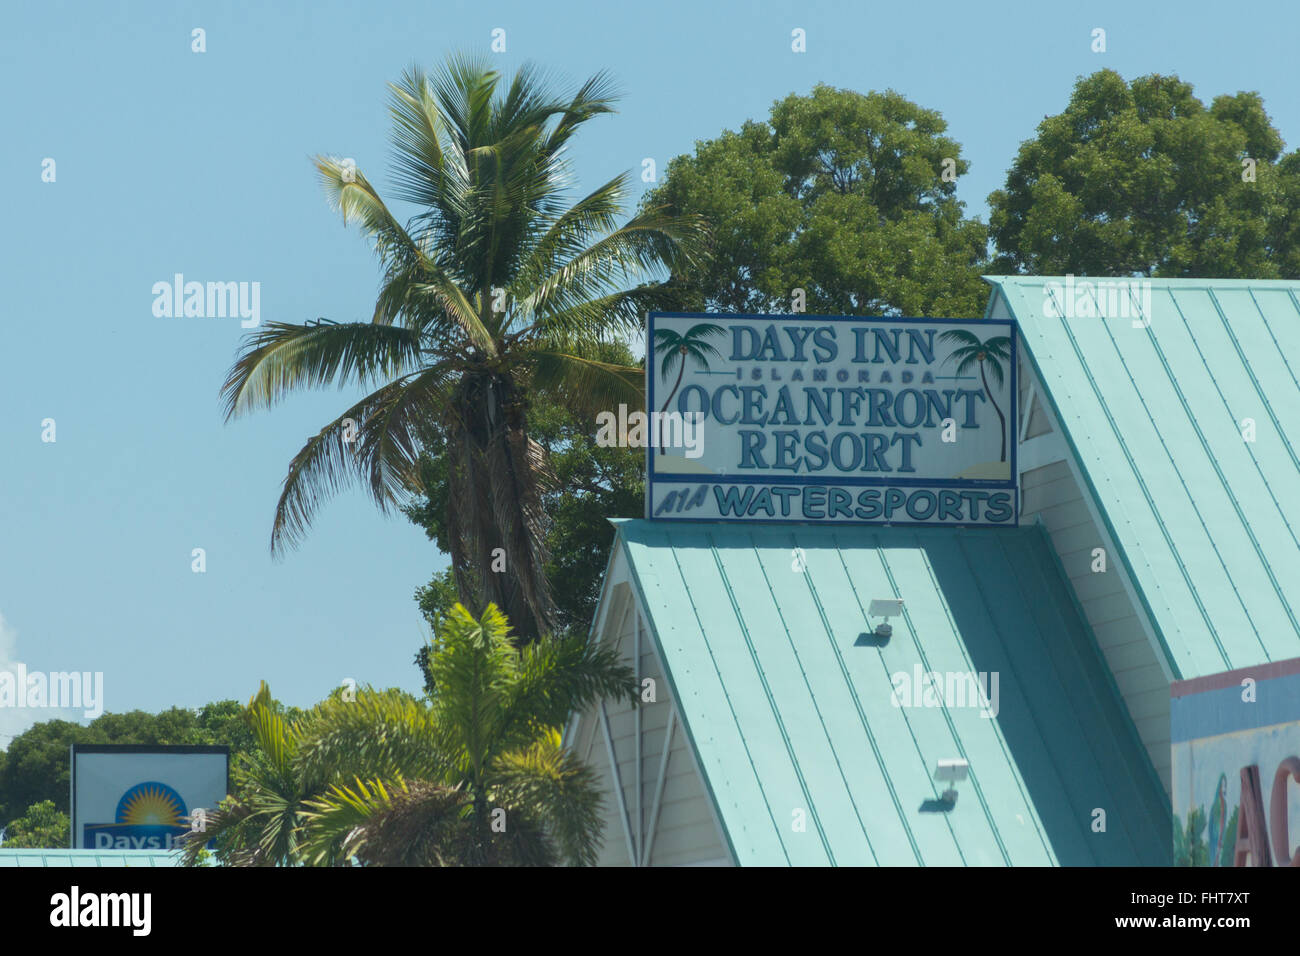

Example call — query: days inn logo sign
[83,781,196,850]
[646,312,1017,526]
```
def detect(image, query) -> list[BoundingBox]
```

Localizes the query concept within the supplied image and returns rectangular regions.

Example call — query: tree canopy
[989,70,1300,277]
[1,800,68,849]
[644,83,990,317]
[0,700,277,833]
[184,604,636,866]
[222,55,702,641]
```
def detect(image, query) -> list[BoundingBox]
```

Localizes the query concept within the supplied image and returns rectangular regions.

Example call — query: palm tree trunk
[447,375,556,643]
[658,360,686,456]
[979,360,1007,463]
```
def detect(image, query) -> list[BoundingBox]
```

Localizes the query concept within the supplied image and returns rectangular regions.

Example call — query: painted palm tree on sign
[652,323,724,455]
[939,330,1012,463]
[219,55,704,641]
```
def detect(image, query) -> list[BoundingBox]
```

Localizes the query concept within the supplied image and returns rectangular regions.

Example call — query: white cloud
[0,610,25,748]
[0,611,86,750]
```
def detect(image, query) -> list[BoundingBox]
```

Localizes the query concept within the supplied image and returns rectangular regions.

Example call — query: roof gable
[988,276,1300,679]
[612,519,1170,866]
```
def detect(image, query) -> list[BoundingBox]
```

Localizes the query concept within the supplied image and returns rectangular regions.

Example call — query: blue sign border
[645,312,1018,528]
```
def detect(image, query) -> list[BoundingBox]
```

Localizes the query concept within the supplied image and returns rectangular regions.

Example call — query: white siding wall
[1019,459,1172,791]
[572,580,732,866]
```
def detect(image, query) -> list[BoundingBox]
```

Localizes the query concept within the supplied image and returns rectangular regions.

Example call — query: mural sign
[1171,658,1300,866]
[645,313,1017,525]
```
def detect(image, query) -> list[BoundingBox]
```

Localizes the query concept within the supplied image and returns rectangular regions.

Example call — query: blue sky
[3,0,1298,742]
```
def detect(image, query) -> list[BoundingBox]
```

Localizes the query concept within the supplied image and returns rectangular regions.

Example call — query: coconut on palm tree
[651,323,723,454]
[220,55,704,640]
[938,330,1012,462]
[182,603,636,867]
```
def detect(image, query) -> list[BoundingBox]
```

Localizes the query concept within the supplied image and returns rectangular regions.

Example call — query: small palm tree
[183,604,635,866]
[178,684,322,866]
[652,323,724,454]
[220,55,704,640]
[939,330,1012,462]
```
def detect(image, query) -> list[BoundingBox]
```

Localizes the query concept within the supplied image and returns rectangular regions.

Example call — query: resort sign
[645,312,1016,526]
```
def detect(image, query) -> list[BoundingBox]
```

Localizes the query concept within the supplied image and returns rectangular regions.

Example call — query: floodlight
[934,758,969,783]
[868,598,903,637]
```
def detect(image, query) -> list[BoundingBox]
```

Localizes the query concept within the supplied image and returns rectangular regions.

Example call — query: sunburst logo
[115,782,187,827]
[84,779,208,849]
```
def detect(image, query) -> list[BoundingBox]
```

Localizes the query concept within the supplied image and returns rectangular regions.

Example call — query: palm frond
[497,630,637,750]
[315,157,424,267]
[541,69,620,157]
[294,687,447,787]
[519,284,669,341]
[298,775,404,866]
[517,205,707,333]
[953,352,982,376]
[489,729,605,866]
[509,174,628,304]
[267,370,448,556]
[529,348,643,420]
[352,362,462,508]
[181,695,311,867]
[424,603,522,775]
[220,321,424,421]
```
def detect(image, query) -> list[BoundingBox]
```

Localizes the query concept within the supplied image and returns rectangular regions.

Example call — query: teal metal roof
[988,277,1300,680]
[0,848,183,866]
[613,519,1170,866]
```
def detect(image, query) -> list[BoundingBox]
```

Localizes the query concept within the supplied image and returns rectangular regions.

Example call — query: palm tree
[652,323,723,454]
[182,604,635,866]
[178,683,323,866]
[220,55,704,640]
[939,330,1012,462]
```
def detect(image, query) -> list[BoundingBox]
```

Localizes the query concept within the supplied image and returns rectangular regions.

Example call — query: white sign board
[646,313,1017,526]
[70,745,228,850]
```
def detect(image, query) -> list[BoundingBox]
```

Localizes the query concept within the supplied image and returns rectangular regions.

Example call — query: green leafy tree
[220,55,703,642]
[195,699,259,758]
[183,684,322,867]
[0,702,269,827]
[1,800,70,849]
[0,719,105,822]
[91,707,201,745]
[535,397,644,626]
[644,83,989,317]
[186,604,635,866]
[412,567,459,697]
[989,70,1300,277]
